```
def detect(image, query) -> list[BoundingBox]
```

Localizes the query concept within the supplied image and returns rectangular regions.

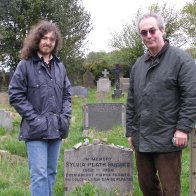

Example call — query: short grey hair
[137,12,165,32]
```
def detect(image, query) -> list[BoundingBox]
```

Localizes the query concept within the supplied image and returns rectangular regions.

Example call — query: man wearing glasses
[126,12,196,195]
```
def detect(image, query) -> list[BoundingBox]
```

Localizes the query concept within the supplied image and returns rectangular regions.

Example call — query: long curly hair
[20,20,62,60]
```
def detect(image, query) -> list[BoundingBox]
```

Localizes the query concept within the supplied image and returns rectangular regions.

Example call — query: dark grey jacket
[126,42,196,152]
[9,55,72,141]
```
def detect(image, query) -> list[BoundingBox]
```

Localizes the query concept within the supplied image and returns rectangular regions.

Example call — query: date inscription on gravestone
[64,144,133,195]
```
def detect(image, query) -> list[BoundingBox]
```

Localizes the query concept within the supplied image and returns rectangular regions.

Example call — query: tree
[84,51,111,82]
[109,3,187,71]
[149,3,188,47]
[181,0,196,47]
[0,0,92,82]
[109,10,144,68]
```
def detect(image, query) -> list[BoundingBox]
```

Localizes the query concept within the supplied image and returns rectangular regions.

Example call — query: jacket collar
[144,39,169,62]
[32,54,61,70]
[32,54,61,63]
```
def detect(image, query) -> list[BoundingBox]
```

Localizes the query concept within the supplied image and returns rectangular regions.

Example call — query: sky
[82,0,192,53]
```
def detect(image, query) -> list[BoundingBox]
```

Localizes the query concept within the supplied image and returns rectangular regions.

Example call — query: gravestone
[0,109,12,131]
[83,103,126,131]
[64,144,133,195]
[190,128,196,195]
[112,64,124,98]
[97,69,111,92]
[120,78,130,92]
[0,92,9,105]
[0,70,9,92]
[96,91,108,102]
[83,70,96,88]
[71,86,88,98]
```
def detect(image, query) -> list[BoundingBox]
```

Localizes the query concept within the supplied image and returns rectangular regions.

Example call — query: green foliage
[0,0,92,83]
[0,90,191,195]
[84,50,134,83]
[181,0,196,47]
[67,182,104,196]
[109,16,144,70]
[109,2,193,72]
[0,156,29,196]
[186,48,196,58]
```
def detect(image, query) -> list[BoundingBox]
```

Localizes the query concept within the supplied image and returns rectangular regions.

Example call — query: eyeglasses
[140,28,158,37]
[41,36,56,43]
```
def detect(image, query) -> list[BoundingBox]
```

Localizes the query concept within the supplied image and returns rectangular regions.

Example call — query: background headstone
[120,78,130,92]
[96,69,111,102]
[96,69,111,93]
[112,64,124,98]
[96,91,108,102]
[83,103,126,131]
[71,86,88,98]
[83,70,96,88]
[0,92,9,106]
[0,109,12,131]
[97,78,111,92]
[64,144,133,195]
[0,70,9,92]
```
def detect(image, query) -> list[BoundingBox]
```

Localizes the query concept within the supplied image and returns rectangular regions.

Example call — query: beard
[39,45,54,56]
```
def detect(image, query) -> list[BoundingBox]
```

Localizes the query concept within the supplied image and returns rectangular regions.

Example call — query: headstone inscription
[112,64,124,98]
[83,103,126,131]
[190,128,196,195]
[64,144,133,195]
[70,86,88,98]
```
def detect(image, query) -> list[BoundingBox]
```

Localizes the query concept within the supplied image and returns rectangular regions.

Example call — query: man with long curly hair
[9,20,72,196]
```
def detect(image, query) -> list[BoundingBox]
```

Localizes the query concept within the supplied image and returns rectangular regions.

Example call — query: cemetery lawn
[0,89,190,196]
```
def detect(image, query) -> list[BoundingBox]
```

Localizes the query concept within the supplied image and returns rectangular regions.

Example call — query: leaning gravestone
[190,128,196,195]
[83,103,126,131]
[64,144,133,195]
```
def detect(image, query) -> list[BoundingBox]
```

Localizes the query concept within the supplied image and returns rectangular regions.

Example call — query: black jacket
[9,55,72,140]
[126,42,196,152]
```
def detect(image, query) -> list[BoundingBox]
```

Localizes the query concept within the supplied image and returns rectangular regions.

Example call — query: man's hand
[128,137,134,150]
[173,130,188,147]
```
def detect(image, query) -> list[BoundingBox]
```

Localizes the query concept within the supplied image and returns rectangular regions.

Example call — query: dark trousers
[135,150,182,196]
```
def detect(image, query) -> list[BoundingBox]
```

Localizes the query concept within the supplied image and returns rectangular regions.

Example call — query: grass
[0,88,190,196]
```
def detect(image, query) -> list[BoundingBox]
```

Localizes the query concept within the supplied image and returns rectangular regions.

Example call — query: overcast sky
[82,0,191,53]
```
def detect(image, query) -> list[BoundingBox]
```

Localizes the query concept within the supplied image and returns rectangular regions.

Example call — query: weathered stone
[64,144,133,195]
[83,71,96,88]
[71,86,88,98]
[83,103,126,131]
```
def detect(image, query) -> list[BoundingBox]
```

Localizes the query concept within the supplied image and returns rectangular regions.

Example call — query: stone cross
[102,69,109,78]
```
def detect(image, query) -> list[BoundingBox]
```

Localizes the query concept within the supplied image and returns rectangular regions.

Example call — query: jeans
[135,150,182,196]
[26,139,62,196]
